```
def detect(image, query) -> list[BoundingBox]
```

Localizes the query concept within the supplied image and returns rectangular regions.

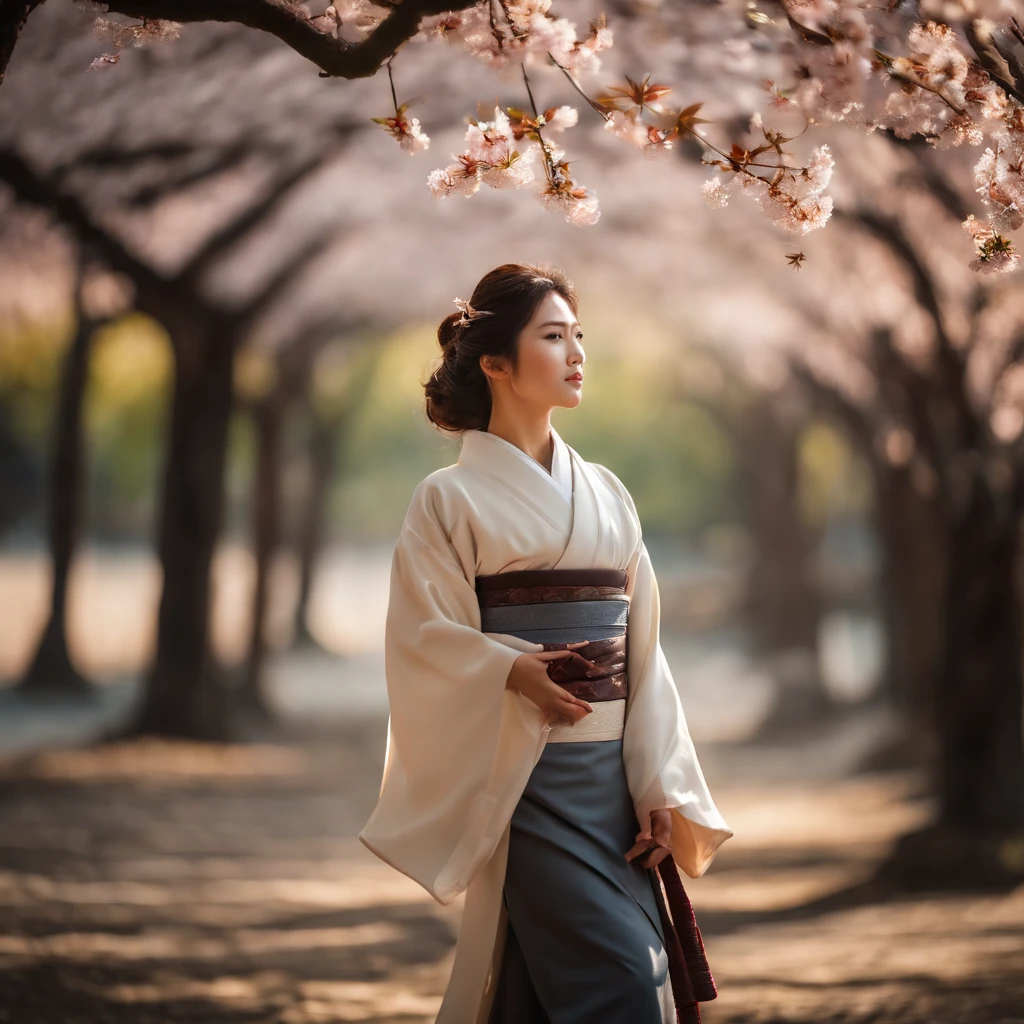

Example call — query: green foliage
[798,420,871,526]
[0,311,171,539]
[333,325,459,540]
[4,299,852,548]
[555,349,736,535]
[329,319,738,541]
[0,315,73,446]
[87,315,172,535]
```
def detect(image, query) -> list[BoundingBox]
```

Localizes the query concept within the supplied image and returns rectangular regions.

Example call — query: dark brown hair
[424,262,579,433]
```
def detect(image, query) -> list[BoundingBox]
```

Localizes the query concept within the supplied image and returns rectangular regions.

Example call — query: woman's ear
[479,353,508,381]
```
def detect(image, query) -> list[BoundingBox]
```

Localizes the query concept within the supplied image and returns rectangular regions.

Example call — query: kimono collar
[458,426,637,571]
[458,427,573,507]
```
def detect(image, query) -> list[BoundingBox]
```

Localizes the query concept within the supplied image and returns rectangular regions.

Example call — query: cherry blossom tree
[5,0,1024,272]
[772,152,1024,878]
[236,316,353,722]
[4,0,1023,878]
[0,0,834,237]
[0,137,348,737]
[17,251,131,697]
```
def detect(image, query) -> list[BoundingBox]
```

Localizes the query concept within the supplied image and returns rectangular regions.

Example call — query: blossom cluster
[776,0,1022,271]
[78,0,1024,268]
[699,112,835,236]
[425,104,600,226]
[382,3,838,231]
[88,12,181,69]
[416,0,613,75]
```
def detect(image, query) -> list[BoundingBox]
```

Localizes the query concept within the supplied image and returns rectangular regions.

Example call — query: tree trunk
[739,397,821,654]
[18,307,95,696]
[938,494,1024,832]
[884,484,1024,887]
[127,327,235,739]
[737,396,828,737]
[875,467,945,718]
[292,410,336,649]
[239,396,284,718]
[856,463,946,771]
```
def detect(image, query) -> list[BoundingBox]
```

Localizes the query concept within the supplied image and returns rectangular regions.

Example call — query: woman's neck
[485,414,555,473]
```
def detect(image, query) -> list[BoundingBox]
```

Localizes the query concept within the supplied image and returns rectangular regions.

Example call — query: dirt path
[0,711,1021,1023]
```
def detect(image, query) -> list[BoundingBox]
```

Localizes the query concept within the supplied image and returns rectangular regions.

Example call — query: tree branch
[0,146,174,309]
[895,146,974,224]
[102,0,478,79]
[1,0,43,87]
[835,208,953,353]
[789,358,875,454]
[236,229,335,331]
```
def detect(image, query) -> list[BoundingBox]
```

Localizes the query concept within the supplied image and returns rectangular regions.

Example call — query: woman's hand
[624,808,673,869]
[506,643,594,727]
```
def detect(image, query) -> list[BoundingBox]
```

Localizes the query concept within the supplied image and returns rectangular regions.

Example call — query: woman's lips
[566,373,583,382]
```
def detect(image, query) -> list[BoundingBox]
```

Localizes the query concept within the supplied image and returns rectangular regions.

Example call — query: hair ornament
[453,296,496,327]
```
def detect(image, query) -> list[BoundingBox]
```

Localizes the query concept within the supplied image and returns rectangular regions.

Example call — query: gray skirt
[487,737,675,1024]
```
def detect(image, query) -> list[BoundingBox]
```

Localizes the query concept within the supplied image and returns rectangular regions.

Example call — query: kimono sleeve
[622,539,734,877]
[357,477,535,904]
[590,464,734,878]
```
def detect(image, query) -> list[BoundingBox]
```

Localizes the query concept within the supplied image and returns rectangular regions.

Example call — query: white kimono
[358,426,734,1023]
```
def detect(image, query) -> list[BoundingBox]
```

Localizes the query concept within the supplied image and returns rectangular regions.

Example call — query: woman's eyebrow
[537,320,582,329]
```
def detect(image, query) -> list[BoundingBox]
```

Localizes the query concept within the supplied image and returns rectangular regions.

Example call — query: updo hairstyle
[424,262,579,433]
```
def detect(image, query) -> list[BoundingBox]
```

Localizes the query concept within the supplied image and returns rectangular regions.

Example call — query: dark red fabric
[648,857,717,1023]
[539,636,627,702]
[475,567,628,591]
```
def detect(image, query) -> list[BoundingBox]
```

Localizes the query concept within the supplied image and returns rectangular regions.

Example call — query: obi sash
[475,567,629,706]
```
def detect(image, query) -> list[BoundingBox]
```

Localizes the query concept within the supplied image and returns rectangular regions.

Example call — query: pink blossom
[518,13,579,68]
[788,144,834,200]
[480,148,538,189]
[738,173,833,234]
[962,214,1020,273]
[603,110,649,148]
[465,107,514,163]
[373,107,431,155]
[398,120,430,155]
[934,113,985,149]
[419,3,611,74]
[907,21,969,85]
[702,178,731,209]
[539,187,601,225]
[87,52,120,70]
[542,106,579,132]
[427,160,482,198]
[785,193,834,234]
[641,130,674,159]
[970,249,1021,273]
[505,0,554,25]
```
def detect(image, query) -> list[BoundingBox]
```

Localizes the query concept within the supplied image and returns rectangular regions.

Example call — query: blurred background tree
[0,0,1021,908]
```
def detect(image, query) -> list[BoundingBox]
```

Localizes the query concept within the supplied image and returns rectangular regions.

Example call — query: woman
[358,263,734,1024]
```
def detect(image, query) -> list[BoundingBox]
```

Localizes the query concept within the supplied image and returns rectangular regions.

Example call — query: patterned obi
[475,568,629,743]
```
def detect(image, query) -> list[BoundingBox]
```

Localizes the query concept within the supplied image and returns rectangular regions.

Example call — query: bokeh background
[1,1,1022,1021]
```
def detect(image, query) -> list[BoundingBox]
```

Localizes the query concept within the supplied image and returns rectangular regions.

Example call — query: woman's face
[483,290,585,411]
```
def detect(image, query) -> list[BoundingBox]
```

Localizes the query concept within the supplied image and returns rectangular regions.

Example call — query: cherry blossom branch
[548,53,611,120]
[386,54,398,111]
[873,49,968,118]
[371,55,429,153]
[551,49,818,191]
[521,61,555,185]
